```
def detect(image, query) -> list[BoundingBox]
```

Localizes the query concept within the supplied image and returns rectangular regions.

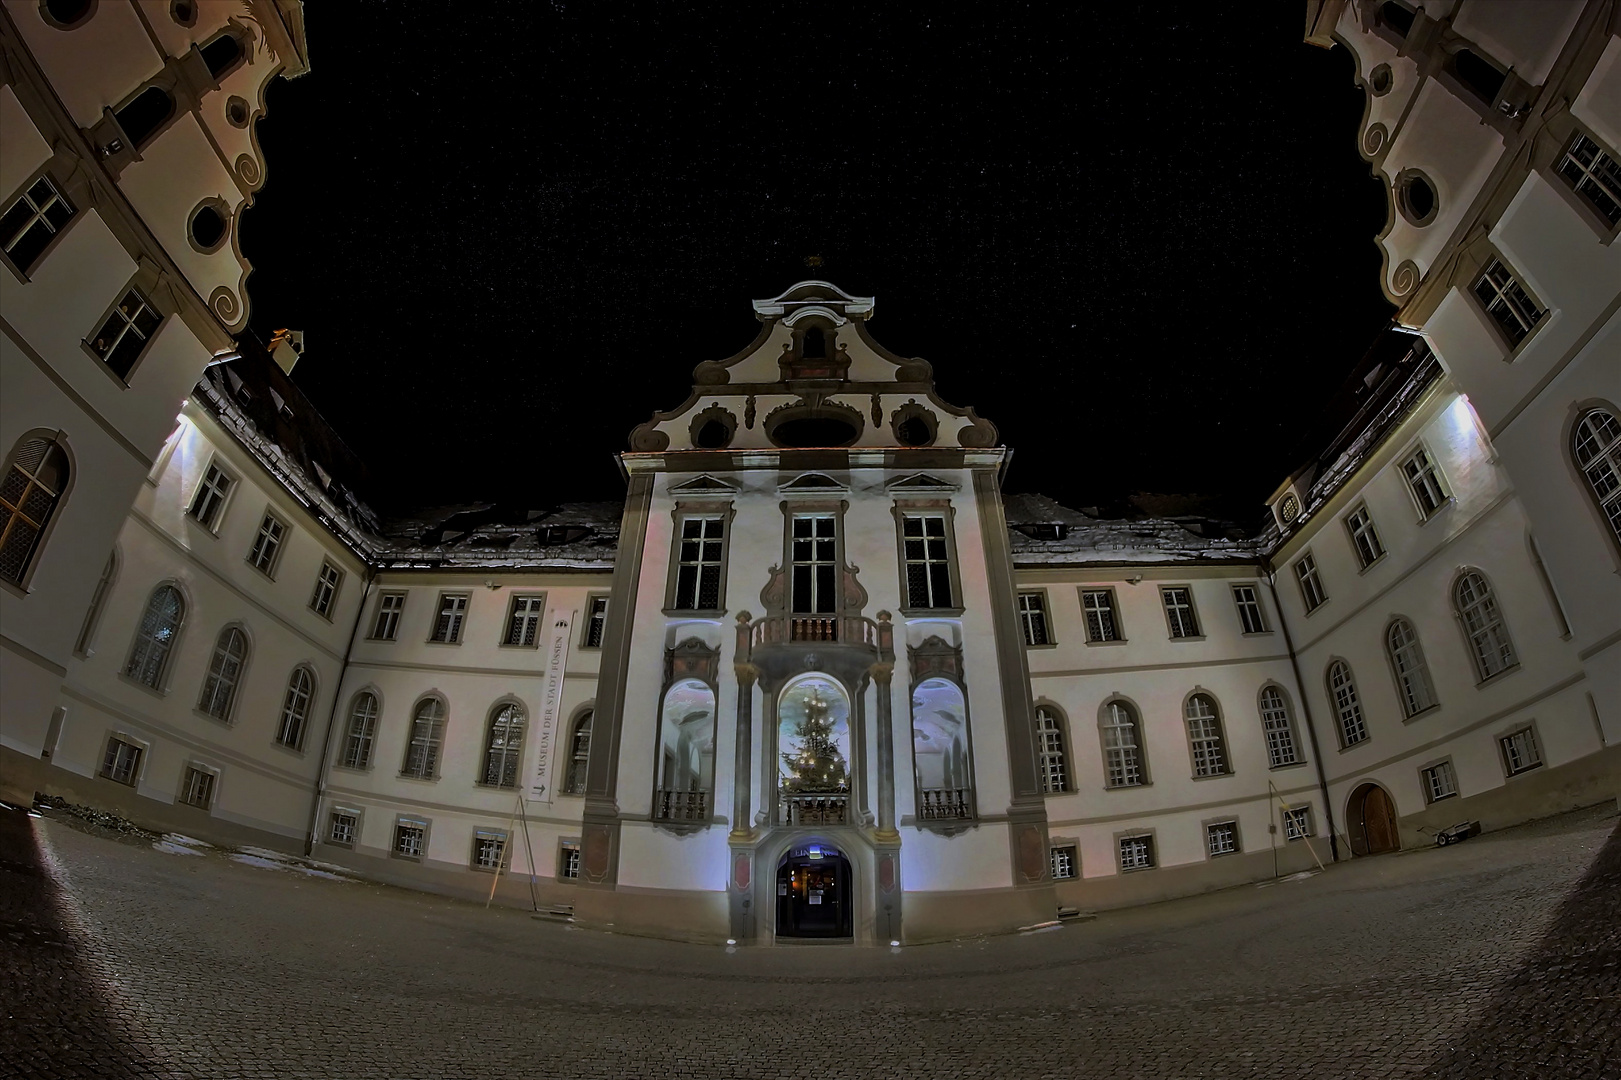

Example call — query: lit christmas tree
[780,688,849,794]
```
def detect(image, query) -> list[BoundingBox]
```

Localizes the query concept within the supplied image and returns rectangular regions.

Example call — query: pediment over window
[670,474,738,494]
[782,472,846,493]
[887,473,956,492]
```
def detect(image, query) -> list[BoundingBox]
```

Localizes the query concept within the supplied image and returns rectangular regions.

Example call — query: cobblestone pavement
[3,802,1617,1080]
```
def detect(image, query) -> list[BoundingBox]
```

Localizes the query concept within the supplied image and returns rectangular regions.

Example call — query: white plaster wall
[8,0,162,130]
[0,85,52,195]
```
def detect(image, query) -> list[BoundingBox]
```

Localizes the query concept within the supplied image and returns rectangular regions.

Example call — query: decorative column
[731,614,757,839]
[871,660,898,841]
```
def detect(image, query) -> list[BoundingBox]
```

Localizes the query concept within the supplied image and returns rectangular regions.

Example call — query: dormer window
[1014,523,1067,542]
[538,525,592,545]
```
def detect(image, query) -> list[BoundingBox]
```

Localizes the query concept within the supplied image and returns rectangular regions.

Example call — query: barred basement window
[1328,661,1368,747]
[1282,806,1313,841]
[1184,694,1229,777]
[276,666,315,749]
[1454,571,1517,681]
[674,517,725,610]
[392,819,426,859]
[1345,505,1385,569]
[1050,845,1077,880]
[504,595,545,646]
[1401,447,1448,519]
[1101,700,1144,788]
[791,515,838,613]
[197,627,248,721]
[481,703,525,788]
[1258,686,1300,768]
[89,288,162,380]
[1018,591,1050,645]
[1386,618,1438,716]
[0,436,69,586]
[0,175,75,273]
[371,592,405,640]
[102,737,143,786]
[126,585,184,688]
[1499,726,1542,776]
[1231,585,1267,634]
[1205,820,1238,857]
[429,593,469,643]
[472,830,507,872]
[1118,834,1155,871]
[341,692,378,769]
[1034,706,1069,794]
[188,464,234,529]
[401,698,446,779]
[1472,259,1544,347]
[1573,409,1621,546]
[180,766,215,809]
[1421,760,1458,803]
[1080,589,1122,642]
[309,561,342,619]
[565,711,592,794]
[1556,132,1621,226]
[558,840,581,880]
[583,595,608,647]
[1294,553,1327,613]
[901,515,953,609]
[247,512,285,576]
[1161,587,1200,638]
[327,811,357,847]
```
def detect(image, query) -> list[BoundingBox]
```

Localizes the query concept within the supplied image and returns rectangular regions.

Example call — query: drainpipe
[304,569,374,855]
[1263,564,1340,862]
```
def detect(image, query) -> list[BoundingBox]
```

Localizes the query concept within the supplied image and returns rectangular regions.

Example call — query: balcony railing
[654,789,709,822]
[748,614,885,652]
[918,787,972,821]
[780,793,848,826]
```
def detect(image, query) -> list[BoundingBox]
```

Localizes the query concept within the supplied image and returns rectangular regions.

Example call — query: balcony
[780,793,848,826]
[747,614,888,653]
[917,787,972,821]
[654,789,709,822]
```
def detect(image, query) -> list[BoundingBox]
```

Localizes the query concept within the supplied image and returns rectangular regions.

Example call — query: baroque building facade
[2,2,1617,946]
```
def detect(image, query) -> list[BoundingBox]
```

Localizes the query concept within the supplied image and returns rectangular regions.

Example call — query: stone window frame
[500,592,548,648]
[0,429,74,596]
[662,500,736,616]
[1397,441,1452,523]
[245,506,289,580]
[1078,586,1127,645]
[1257,682,1306,770]
[400,693,449,781]
[336,688,381,771]
[1182,689,1232,780]
[1293,551,1328,614]
[427,591,471,644]
[1114,828,1158,873]
[178,760,220,811]
[369,590,406,641]
[122,581,189,695]
[1393,167,1441,229]
[195,622,251,724]
[779,497,849,617]
[1451,567,1520,686]
[325,805,362,848]
[1343,502,1386,571]
[1097,695,1150,789]
[308,559,343,621]
[1537,123,1621,244]
[1326,658,1370,750]
[557,837,582,881]
[79,275,170,387]
[1048,839,1079,880]
[580,594,610,648]
[1463,247,1549,359]
[1417,756,1459,804]
[1280,803,1314,842]
[1202,816,1241,859]
[390,815,430,862]
[99,730,149,788]
[891,499,966,617]
[1032,699,1071,796]
[0,161,88,283]
[1229,582,1270,635]
[274,664,317,752]
[478,697,528,790]
[186,456,239,535]
[186,196,234,256]
[1383,615,1440,719]
[470,828,510,874]
[1159,584,1204,640]
[1017,588,1056,648]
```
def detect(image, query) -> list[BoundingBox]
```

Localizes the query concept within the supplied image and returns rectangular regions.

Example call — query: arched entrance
[1347,783,1400,855]
[776,843,852,939]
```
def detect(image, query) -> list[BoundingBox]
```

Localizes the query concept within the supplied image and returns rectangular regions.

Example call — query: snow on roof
[375,502,622,570]
[1004,493,1261,566]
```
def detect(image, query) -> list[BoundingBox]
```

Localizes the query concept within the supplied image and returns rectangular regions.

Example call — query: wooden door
[1363,785,1399,853]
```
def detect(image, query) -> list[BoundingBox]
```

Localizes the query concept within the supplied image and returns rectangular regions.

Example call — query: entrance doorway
[776,844,852,939]
[1348,783,1400,855]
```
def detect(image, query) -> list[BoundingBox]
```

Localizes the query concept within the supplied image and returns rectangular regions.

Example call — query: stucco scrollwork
[1390,259,1422,297]
[1362,123,1388,158]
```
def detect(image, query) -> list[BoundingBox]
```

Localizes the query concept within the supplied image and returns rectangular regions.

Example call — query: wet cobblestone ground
[3,801,1617,1080]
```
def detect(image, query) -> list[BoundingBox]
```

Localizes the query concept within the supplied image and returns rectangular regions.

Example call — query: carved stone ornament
[628,425,671,452]
[665,636,720,687]
[759,564,787,614]
[908,635,963,683]
[745,394,756,429]
[693,360,730,385]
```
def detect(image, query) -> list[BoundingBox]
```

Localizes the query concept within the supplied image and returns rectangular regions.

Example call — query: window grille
[1386,618,1438,716]
[1018,591,1050,645]
[482,703,525,788]
[1118,834,1155,871]
[674,518,725,610]
[126,585,183,688]
[901,515,953,609]
[1206,821,1238,857]
[1102,701,1144,788]
[101,738,142,786]
[472,831,507,871]
[248,513,284,575]
[276,667,314,749]
[1472,259,1544,346]
[89,288,162,380]
[1422,760,1458,803]
[1573,409,1621,545]
[1282,806,1312,841]
[583,596,608,647]
[504,595,545,646]
[0,436,69,585]
[197,627,247,720]
[1345,506,1385,568]
[0,176,75,272]
[1556,132,1621,226]
[1034,706,1068,794]
[1454,572,1517,681]
[565,712,592,794]
[341,693,378,769]
[188,464,233,529]
[558,840,581,880]
[1050,845,1077,880]
[1401,448,1447,518]
[328,811,357,847]
[1258,687,1300,767]
[1184,694,1228,777]
[393,820,426,859]
[429,593,469,643]
[309,561,342,618]
[1328,661,1368,746]
[1499,727,1542,776]
[1231,585,1267,634]
[790,515,837,614]
[1081,589,1121,642]
[1161,587,1200,638]
[371,592,405,640]
[1294,553,1327,612]
[402,698,446,779]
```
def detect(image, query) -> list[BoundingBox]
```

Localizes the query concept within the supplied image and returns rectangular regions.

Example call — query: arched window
[658,680,718,820]
[1184,693,1229,777]
[340,691,378,769]
[402,697,446,779]
[199,31,245,79]
[481,702,526,788]
[1327,661,1368,747]
[1033,705,1069,794]
[1100,700,1144,788]
[1454,571,1517,681]
[565,711,592,794]
[1573,408,1621,546]
[197,627,248,720]
[126,584,183,689]
[1386,618,1438,717]
[910,678,973,819]
[1,435,69,586]
[1258,686,1300,768]
[276,666,315,749]
[114,85,174,150]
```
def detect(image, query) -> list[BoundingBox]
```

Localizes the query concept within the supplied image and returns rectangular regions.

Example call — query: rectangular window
[371,592,405,640]
[1017,591,1050,646]
[901,515,953,609]
[179,766,214,809]
[1231,585,1268,634]
[558,839,581,880]
[1283,806,1313,842]
[1161,587,1200,638]
[310,561,343,619]
[1557,132,1621,226]
[247,512,286,576]
[101,737,142,786]
[0,175,75,274]
[504,594,545,647]
[472,830,508,872]
[429,593,469,643]
[674,517,725,610]
[1401,448,1448,519]
[1118,834,1155,872]
[89,288,162,380]
[392,819,427,860]
[188,464,234,529]
[1081,589,1122,642]
[583,595,608,647]
[1472,258,1544,347]
[1205,821,1238,857]
[791,515,837,613]
[327,810,357,847]
[1499,727,1543,776]
[1422,760,1459,803]
[1294,553,1327,612]
[1344,505,1385,569]
[1050,845,1077,880]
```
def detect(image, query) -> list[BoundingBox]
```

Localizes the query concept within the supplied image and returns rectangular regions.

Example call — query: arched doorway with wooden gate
[1347,782,1401,855]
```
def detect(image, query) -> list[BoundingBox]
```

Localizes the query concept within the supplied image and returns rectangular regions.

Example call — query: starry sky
[241,3,1394,520]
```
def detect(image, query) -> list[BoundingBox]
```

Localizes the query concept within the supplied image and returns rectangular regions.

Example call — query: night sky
[241,4,1393,519]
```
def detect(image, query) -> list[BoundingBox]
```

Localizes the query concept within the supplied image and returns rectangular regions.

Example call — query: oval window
[771,416,859,448]
[189,203,228,251]
[42,0,94,29]
[1397,171,1438,226]
[896,416,933,446]
[226,96,250,128]
[694,418,731,449]
[1369,64,1393,96]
